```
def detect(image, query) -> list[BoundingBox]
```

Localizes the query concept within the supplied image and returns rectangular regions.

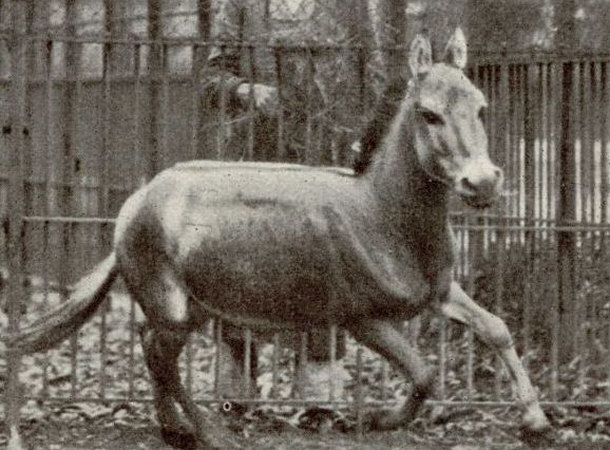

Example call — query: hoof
[363,375,435,432]
[362,408,398,431]
[519,424,554,448]
[519,412,553,447]
[160,426,198,450]
[361,405,419,432]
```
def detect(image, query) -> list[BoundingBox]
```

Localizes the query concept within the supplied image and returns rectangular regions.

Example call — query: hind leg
[140,323,196,448]
[123,259,239,449]
[347,319,435,430]
[142,324,241,449]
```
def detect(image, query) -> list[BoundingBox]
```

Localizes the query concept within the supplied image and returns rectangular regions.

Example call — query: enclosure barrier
[2,15,610,442]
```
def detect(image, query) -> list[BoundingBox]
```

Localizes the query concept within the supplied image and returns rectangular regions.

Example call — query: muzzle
[455,160,503,208]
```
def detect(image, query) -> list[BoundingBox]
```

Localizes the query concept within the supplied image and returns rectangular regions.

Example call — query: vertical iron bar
[545,61,551,226]
[271,333,280,398]
[438,315,447,402]
[602,62,609,233]
[214,319,222,396]
[127,43,142,401]
[576,62,586,372]
[216,45,227,160]
[243,328,252,398]
[354,45,367,167]
[40,33,54,400]
[558,58,577,372]
[494,226,505,399]
[147,0,162,177]
[184,36,195,392]
[328,325,337,403]
[99,251,108,398]
[59,0,79,402]
[519,64,526,229]
[186,333,194,396]
[161,43,168,167]
[548,62,556,223]
[6,2,28,444]
[97,34,112,401]
[247,44,255,161]
[466,67,479,401]
[190,43,201,160]
[523,62,536,370]
[41,219,50,399]
[380,359,388,402]
[551,229,560,402]
[588,62,598,352]
[537,63,544,223]
[274,48,285,161]
[466,222,475,401]
[587,62,600,234]
[69,222,78,399]
[296,332,308,399]
[506,64,515,216]
[494,62,509,400]
[304,48,314,165]
[542,62,550,236]
[128,283,136,399]
[510,64,518,219]
[355,345,364,440]
[606,241,610,400]
[487,64,496,166]
[69,36,82,401]
[601,57,609,342]
[133,43,143,184]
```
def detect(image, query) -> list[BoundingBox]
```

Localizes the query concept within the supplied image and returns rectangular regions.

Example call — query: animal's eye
[419,108,444,126]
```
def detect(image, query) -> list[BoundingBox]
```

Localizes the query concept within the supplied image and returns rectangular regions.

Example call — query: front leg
[439,282,551,437]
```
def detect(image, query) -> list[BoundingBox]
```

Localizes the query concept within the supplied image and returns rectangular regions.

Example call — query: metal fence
[3,1,610,441]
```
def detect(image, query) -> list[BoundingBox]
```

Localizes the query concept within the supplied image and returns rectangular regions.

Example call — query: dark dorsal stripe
[353,76,409,176]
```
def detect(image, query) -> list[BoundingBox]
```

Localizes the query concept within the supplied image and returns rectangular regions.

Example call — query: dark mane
[353,76,409,175]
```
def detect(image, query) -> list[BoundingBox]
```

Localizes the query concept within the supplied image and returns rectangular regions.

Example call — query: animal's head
[407,29,503,209]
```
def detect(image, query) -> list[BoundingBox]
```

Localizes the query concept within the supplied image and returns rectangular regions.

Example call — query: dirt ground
[10,415,610,450]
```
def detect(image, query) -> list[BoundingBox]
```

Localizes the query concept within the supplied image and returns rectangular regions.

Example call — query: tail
[5,252,119,354]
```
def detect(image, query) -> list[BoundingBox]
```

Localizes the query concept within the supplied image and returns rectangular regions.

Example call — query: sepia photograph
[1,1,609,449]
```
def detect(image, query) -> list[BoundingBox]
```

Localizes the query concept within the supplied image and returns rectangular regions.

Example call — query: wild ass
[6,30,550,449]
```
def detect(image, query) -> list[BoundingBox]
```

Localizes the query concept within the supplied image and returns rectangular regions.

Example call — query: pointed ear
[444,27,468,69]
[408,35,432,78]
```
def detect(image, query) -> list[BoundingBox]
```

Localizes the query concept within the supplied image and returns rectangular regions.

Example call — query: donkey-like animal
[6,30,550,449]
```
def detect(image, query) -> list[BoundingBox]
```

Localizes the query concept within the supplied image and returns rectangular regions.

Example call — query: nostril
[460,177,478,194]
[493,168,503,179]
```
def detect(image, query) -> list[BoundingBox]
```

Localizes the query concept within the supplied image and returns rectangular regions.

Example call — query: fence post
[523,63,536,364]
[194,0,211,160]
[147,0,163,178]
[556,0,578,361]
[557,61,577,361]
[380,0,407,83]
[6,1,28,448]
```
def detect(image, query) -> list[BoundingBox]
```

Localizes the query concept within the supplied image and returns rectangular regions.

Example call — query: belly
[179,235,338,328]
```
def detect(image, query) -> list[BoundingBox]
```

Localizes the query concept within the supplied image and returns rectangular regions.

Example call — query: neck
[365,101,450,240]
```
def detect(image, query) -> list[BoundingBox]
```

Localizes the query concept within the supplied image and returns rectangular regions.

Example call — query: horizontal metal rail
[23,394,610,410]
[0,32,609,61]
[15,214,610,232]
